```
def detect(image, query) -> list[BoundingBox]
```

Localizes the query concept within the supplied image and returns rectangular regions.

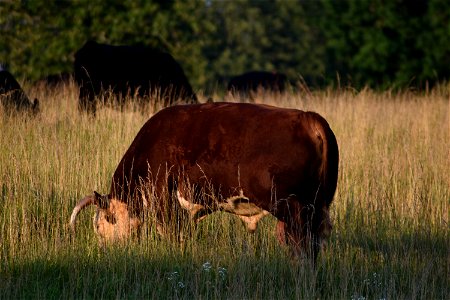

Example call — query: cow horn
[69,194,94,233]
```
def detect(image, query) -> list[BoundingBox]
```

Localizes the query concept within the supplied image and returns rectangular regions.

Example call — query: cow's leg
[275,220,287,246]
[78,87,96,114]
[275,196,320,263]
[318,206,332,249]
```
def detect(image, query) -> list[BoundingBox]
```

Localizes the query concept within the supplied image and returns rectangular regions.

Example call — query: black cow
[0,69,39,114]
[74,41,197,113]
[228,71,288,96]
[71,102,339,262]
[41,72,72,87]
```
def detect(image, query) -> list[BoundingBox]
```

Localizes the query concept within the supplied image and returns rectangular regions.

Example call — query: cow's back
[111,103,337,214]
[228,71,287,93]
[0,70,38,113]
[74,41,197,110]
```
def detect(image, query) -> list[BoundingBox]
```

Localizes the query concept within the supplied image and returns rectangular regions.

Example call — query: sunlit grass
[0,82,448,298]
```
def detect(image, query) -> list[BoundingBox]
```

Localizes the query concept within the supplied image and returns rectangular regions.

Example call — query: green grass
[0,84,448,299]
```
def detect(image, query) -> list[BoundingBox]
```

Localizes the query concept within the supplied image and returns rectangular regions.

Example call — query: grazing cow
[70,102,339,262]
[0,68,39,114]
[228,71,288,96]
[74,41,197,113]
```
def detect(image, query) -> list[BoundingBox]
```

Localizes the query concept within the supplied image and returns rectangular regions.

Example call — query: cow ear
[93,191,109,209]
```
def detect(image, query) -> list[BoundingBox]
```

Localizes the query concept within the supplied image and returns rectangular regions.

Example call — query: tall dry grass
[0,82,448,299]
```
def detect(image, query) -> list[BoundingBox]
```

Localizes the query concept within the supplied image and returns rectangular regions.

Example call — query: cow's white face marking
[93,198,141,246]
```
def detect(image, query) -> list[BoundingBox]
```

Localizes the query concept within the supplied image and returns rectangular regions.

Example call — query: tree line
[1,0,448,92]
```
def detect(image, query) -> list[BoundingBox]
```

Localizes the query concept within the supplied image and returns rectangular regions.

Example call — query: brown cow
[70,102,339,261]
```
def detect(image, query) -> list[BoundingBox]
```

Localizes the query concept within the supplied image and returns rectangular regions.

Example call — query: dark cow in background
[70,102,339,263]
[41,72,72,87]
[74,41,197,113]
[228,71,288,97]
[0,68,39,114]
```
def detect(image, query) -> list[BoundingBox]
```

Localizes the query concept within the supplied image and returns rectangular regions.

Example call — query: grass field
[0,83,448,299]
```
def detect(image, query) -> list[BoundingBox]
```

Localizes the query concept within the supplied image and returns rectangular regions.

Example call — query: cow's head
[70,191,141,245]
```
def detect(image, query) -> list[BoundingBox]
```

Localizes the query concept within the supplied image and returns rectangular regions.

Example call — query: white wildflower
[218,267,227,280]
[202,261,212,272]
[167,271,179,281]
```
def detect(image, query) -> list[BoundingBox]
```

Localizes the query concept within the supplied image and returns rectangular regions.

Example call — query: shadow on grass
[324,226,449,299]
[1,245,315,299]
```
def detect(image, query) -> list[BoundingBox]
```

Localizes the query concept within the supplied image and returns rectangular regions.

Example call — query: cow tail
[322,119,339,207]
[317,115,339,208]
[310,113,339,243]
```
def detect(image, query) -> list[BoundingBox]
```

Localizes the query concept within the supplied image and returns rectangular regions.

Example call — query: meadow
[0,82,448,299]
